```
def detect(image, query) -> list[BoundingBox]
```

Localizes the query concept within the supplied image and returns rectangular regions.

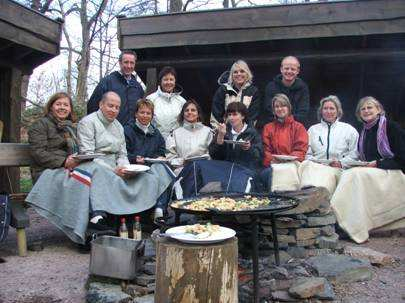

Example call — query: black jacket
[87,71,145,125]
[361,119,405,172]
[124,120,166,164]
[259,74,310,127]
[209,124,263,170]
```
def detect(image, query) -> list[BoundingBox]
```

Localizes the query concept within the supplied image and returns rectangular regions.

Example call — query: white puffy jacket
[307,119,359,168]
[166,122,213,167]
[147,86,186,140]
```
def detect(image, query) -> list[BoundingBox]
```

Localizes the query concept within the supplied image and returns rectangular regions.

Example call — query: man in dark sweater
[259,56,310,128]
[87,50,146,125]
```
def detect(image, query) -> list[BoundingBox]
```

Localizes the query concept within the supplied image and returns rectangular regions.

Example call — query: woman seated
[210,60,261,128]
[124,99,174,221]
[176,102,263,198]
[299,95,359,195]
[146,66,186,140]
[27,92,172,244]
[331,96,405,243]
[166,99,213,173]
[260,93,308,192]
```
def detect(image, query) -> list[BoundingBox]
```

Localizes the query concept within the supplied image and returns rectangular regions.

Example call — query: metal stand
[251,213,280,303]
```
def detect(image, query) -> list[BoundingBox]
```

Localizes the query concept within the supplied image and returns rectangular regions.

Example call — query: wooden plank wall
[119,0,405,50]
[0,67,23,192]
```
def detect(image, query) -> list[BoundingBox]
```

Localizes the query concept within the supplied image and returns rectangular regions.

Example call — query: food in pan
[171,195,271,212]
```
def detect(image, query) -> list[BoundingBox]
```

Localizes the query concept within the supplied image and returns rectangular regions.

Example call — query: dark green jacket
[28,115,74,183]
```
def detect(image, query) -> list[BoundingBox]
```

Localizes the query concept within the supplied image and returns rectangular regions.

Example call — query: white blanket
[271,161,300,192]
[331,167,405,243]
[299,160,342,196]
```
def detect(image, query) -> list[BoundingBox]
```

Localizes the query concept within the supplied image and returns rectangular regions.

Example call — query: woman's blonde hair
[272,93,291,116]
[228,60,253,85]
[44,92,76,122]
[355,96,385,121]
[318,95,343,121]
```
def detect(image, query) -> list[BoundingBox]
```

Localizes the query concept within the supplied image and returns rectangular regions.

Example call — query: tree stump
[155,237,238,303]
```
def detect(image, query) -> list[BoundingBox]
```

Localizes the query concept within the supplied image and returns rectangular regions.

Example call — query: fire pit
[170,192,298,303]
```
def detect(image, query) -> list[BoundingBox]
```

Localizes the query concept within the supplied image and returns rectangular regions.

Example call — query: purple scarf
[358,114,394,161]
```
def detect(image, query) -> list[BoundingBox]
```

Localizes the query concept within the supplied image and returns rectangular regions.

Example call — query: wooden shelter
[0,0,62,192]
[118,0,405,127]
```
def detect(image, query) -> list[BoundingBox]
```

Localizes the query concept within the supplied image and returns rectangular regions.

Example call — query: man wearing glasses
[87,50,146,125]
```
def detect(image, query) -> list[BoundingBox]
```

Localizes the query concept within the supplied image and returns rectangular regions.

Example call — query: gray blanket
[26,162,173,244]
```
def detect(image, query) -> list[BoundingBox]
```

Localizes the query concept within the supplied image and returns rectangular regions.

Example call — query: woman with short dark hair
[146,66,186,140]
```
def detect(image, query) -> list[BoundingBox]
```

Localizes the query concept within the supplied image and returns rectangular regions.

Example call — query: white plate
[72,153,105,160]
[223,139,247,145]
[144,157,168,163]
[185,154,210,161]
[123,164,150,174]
[165,225,236,244]
[310,158,333,165]
[345,160,369,167]
[273,154,298,161]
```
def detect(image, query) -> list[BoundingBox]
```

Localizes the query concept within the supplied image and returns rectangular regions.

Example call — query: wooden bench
[0,143,32,256]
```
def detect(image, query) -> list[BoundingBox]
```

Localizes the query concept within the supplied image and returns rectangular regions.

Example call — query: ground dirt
[0,210,404,303]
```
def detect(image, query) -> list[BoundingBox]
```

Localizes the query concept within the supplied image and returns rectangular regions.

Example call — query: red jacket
[262,115,308,167]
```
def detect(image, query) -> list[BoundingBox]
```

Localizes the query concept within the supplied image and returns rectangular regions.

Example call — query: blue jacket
[124,120,166,164]
[87,71,145,125]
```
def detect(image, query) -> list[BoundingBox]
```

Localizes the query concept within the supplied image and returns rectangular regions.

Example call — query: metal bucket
[89,236,144,280]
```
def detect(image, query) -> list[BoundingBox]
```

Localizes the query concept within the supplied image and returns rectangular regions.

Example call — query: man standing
[87,50,146,125]
[259,56,309,127]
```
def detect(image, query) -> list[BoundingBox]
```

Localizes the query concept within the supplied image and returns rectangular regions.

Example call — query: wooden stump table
[155,236,238,303]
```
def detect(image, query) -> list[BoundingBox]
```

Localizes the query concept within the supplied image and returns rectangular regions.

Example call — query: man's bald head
[280,56,300,87]
[99,91,121,122]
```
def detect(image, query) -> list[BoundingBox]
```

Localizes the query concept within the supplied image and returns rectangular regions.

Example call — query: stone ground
[0,209,404,303]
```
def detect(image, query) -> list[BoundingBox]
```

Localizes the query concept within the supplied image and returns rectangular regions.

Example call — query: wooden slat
[0,0,61,43]
[0,20,59,55]
[122,18,405,50]
[119,0,405,36]
[0,143,32,167]
[136,49,405,69]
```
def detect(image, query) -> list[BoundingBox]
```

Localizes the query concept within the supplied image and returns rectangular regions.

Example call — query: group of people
[25,50,405,245]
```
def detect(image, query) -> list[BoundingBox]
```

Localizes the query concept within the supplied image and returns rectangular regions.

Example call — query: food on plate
[171,195,271,211]
[184,223,220,238]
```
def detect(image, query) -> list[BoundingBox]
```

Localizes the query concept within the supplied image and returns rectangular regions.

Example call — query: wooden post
[155,237,238,303]
[145,67,157,96]
[16,228,27,257]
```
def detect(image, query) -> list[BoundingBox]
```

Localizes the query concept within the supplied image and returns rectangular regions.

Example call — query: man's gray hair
[100,91,121,104]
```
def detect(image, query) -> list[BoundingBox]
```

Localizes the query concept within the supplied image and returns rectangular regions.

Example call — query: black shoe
[88,218,114,231]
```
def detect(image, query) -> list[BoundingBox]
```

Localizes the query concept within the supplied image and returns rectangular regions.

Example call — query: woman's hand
[241,140,251,151]
[136,156,145,164]
[115,166,128,178]
[64,155,79,170]
[216,123,226,144]
[330,160,342,168]
[367,160,377,168]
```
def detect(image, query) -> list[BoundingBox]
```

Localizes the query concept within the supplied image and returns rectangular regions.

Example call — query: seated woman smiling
[176,102,263,198]
[124,99,175,221]
[260,93,308,192]
[331,96,405,243]
[299,95,359,195]
[166,99,213,173]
